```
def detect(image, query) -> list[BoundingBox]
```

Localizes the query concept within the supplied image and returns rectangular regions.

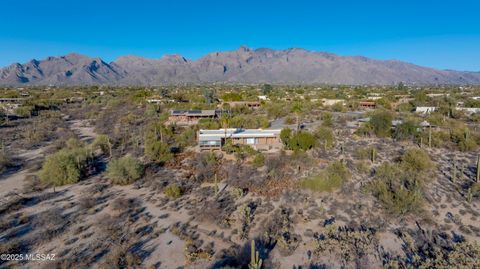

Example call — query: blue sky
[1,0,479,71]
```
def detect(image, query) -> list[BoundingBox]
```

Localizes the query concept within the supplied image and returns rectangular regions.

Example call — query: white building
[414,107,437,114]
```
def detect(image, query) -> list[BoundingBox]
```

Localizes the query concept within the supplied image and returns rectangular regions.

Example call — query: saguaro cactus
[371,147,376,163]
[214,173,219,195]
[428,126,432,148]
[249,240,262,269]
[467,187,472,203]
[476,155,479,182]
[452,158,457,183]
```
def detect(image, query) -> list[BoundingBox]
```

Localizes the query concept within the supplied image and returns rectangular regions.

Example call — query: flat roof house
[414,107,437,114]
[167,110,219,125]
[358,101,376,109]
[198,128,282,151]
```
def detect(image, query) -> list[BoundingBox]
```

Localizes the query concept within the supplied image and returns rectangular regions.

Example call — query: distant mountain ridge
[1,46,480,85]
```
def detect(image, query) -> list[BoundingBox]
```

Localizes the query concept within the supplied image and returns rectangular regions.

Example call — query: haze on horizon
[1,0,480,71]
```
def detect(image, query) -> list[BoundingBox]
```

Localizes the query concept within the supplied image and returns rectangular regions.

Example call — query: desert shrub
[353,146,376,160]
[321,112,333,127]
[33,208,68,240]
[144,139,173,163]
[92,134,112,156]
[354,124,373,137]
[176,127,196,150]
[22,174,45,193]
[111,197,142,212]
[284,116,295,124]
[222,141,256,160]
[314,126,335,149]
[198,118,221,129]
[393,120,418,140]
[192,152,220,182]
[0,150,12,173]
[367,162,425,215]
[400,148,433,174]
[355,160,371,174]
[14,105,34,118]
[251,152,265,168]
[38,149,83,186]
[106,156,144,185]
[99,244,142,269]
[228,115,269,129]
[369,110,393,137]
[280,128,292,145]
[301,161,350,192]
[164,184,182,199]
[281,129,316,151]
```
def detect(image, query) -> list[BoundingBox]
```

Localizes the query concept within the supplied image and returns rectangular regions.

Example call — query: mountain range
[1,46,480,85]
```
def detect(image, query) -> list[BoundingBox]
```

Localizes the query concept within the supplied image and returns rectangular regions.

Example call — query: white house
[414,107,437,114]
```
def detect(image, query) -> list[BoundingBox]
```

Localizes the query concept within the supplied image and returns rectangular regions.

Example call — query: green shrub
[145,139,173,163]
[107,156,144,185]
[314,126,335,149]
[369,110,393,137]
[401,148,433,173]
[164,184,182,199]
[301,161,350,192]
[393,120,418,140]
[281,129,316,151]
[14,106,34,117]
[367,162,425,215]
[38,150,81,186]
[252,153,265,168]
[92,134,112,156]
[176,127,196,150]
[321,112,333,127]
[198,118,221,129]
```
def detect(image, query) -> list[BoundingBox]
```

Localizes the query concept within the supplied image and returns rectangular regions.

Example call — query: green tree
[145,139,173,163]
[38,150,81,187]
[369,110,393,137]
[93,134,112,157]
[262,84,273,95]
[314,126,335,149]
[106,156,144,185]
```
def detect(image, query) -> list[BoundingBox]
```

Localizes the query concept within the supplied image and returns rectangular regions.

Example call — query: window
[246,138,256,145]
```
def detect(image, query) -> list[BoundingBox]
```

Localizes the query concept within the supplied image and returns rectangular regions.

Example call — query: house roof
[170,110,216,116]
[199,128,281,140]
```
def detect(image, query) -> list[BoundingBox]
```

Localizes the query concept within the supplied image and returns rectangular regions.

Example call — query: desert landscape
[1,85,479,268]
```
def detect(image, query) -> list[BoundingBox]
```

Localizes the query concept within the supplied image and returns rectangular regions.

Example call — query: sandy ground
[1,116,479,269]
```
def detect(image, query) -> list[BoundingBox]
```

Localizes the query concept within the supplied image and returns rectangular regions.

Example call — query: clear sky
[1,0,479,71]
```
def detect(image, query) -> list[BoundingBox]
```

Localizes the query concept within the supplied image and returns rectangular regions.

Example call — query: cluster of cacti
[249,240,262,269]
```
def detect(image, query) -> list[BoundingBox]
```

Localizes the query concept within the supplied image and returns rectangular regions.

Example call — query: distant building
[414,107,437,114]
[456,107,480,114]
[167,110,220,125]
[426,93,449,98]
[321,99,345,106]
[221,101,261,109]
[358,101,376,109]
[198,128,282,151]
[257,95,269,101]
